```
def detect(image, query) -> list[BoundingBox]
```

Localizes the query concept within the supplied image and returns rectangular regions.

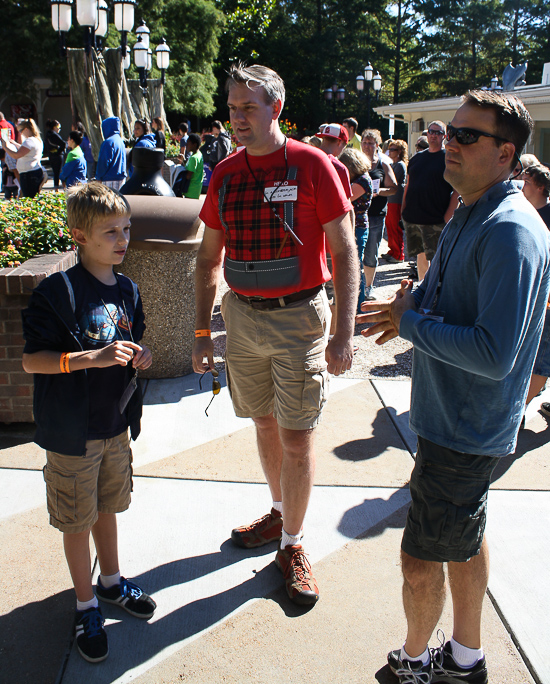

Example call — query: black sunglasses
[446,124,509,145]
[427,129,445,135]
[199,368,221,417]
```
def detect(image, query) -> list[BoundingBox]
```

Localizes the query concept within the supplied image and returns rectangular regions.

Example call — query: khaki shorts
[44,430,133,534]
[402,221,445,261]
[221,289,330,430]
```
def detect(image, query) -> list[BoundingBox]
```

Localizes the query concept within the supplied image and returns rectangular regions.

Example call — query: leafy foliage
[2,0,550,132]
[0,194,73,268]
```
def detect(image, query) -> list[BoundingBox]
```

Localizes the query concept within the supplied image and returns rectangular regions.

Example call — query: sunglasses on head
[446,124,510,146]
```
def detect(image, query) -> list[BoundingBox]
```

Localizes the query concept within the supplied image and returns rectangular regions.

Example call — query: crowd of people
[0,113,232,201]
[14,60,550,684]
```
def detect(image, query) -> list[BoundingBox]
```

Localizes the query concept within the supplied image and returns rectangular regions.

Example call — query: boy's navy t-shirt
[71,263,139,439]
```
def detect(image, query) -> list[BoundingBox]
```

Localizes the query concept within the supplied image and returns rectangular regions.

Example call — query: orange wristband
[195,329,211,338]
[60,352,71,373]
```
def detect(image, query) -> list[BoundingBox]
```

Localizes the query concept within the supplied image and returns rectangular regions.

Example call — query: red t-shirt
[200,138,352,297]
[328,154,352,198]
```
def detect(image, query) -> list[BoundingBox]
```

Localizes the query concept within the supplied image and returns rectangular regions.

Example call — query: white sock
[281,528,303,548]
[400,645,430,667]
[450,637,483,668]
[99,571,121,589]
[76,596,98,612]
[272,501,283,515]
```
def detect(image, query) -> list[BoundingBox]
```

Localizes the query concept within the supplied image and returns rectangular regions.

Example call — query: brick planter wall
[0,251,77,424]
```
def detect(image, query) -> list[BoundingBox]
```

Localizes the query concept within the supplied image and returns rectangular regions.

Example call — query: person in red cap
[316,124,351,197]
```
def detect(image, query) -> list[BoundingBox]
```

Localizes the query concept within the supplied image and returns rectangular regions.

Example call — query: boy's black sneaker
[74,606,109,663]
[431,640,488,683]
[388,649,432,682]
[96,576,156,619]
[540,402,550,418]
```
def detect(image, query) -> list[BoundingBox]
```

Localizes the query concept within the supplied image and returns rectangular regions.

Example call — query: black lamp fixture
[356,62,382,128]
[324,81,346,119]
[113,0,137,57]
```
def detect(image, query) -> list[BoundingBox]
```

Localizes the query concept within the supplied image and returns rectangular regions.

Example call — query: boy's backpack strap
[116,272,139,308]
[59,271,76,313]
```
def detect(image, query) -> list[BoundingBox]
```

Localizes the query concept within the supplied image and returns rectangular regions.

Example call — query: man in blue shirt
[360,90,549,683]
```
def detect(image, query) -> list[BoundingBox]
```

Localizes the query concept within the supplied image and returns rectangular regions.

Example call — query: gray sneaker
[388,649,432,683]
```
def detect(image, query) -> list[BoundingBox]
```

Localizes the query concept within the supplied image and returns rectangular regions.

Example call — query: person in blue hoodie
[96,116,126,191]
[126,119,156,177]
[60,131,87,189]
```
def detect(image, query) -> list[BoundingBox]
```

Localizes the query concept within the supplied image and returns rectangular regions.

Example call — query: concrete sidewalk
[1,375,549,684]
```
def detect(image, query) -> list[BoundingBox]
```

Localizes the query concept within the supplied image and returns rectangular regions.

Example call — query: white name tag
[264,181,298,202]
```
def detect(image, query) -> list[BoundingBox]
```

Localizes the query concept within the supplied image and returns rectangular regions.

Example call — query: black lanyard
[84,270,135,345]
[243,139,303,248]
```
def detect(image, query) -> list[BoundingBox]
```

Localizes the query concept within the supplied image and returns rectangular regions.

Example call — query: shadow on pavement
[0,422,35,450]
[338,490,409,540]
[370,350,413,378]
[333,407,410,461]
[0,588,74,684]
[492,418,550,482]
[61,562,302,683]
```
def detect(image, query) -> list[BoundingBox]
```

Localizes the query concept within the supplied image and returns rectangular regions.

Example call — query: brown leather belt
[234,285,323,311]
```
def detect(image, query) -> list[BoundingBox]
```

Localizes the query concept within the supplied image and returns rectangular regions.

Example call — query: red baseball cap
[316,123,349,144]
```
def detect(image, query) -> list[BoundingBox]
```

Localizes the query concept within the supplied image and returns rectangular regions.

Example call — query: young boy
[60,130,87,189]
[183,133,204,199]
[22,182,155,664]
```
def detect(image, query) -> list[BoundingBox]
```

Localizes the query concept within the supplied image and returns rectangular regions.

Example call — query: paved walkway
[1,374,549,684]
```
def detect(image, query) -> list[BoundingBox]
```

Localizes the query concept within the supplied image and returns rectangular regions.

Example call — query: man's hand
[93,341,143,367]
[192,337,215,374]
[326,333,353,376]
[356,279,416,345]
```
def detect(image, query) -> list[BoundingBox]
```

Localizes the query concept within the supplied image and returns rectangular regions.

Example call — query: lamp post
[356,63,382,128]
[156,38,170,85]
[51,0,73,56]
[75,0,98,55]
[95,0,109,50]
[133,35,149,93]
[324,82,345,120]
[113,0,137,57]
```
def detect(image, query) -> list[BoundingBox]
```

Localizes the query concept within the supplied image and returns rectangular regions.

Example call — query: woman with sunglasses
[361,129,397,300]
[384,139,409,263]
[1,118,44,198]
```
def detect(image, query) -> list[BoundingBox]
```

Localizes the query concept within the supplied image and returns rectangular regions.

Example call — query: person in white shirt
[1,118,44,197]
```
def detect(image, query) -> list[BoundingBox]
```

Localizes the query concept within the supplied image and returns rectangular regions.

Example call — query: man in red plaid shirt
[192,63,358,606]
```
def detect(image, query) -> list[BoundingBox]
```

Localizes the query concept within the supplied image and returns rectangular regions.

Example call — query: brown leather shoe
[231,508,283,548]
[275,543,319,605]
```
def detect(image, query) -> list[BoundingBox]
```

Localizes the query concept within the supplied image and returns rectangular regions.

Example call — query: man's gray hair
[225,63,285,113]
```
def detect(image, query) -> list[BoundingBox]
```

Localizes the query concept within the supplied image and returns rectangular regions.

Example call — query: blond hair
[18,118,41,140]
[339,147,371,179]
[66,182,130,236]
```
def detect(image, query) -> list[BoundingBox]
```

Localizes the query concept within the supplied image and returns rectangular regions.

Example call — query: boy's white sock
[450,637,483,668]
[400,645,430,667]
[272,501,283,514]
[76,596,98,612]
[99,571,121,589]
[281,528,302,548]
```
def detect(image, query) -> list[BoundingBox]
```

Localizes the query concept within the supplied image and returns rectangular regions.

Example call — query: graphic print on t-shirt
[79,302,131,345]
